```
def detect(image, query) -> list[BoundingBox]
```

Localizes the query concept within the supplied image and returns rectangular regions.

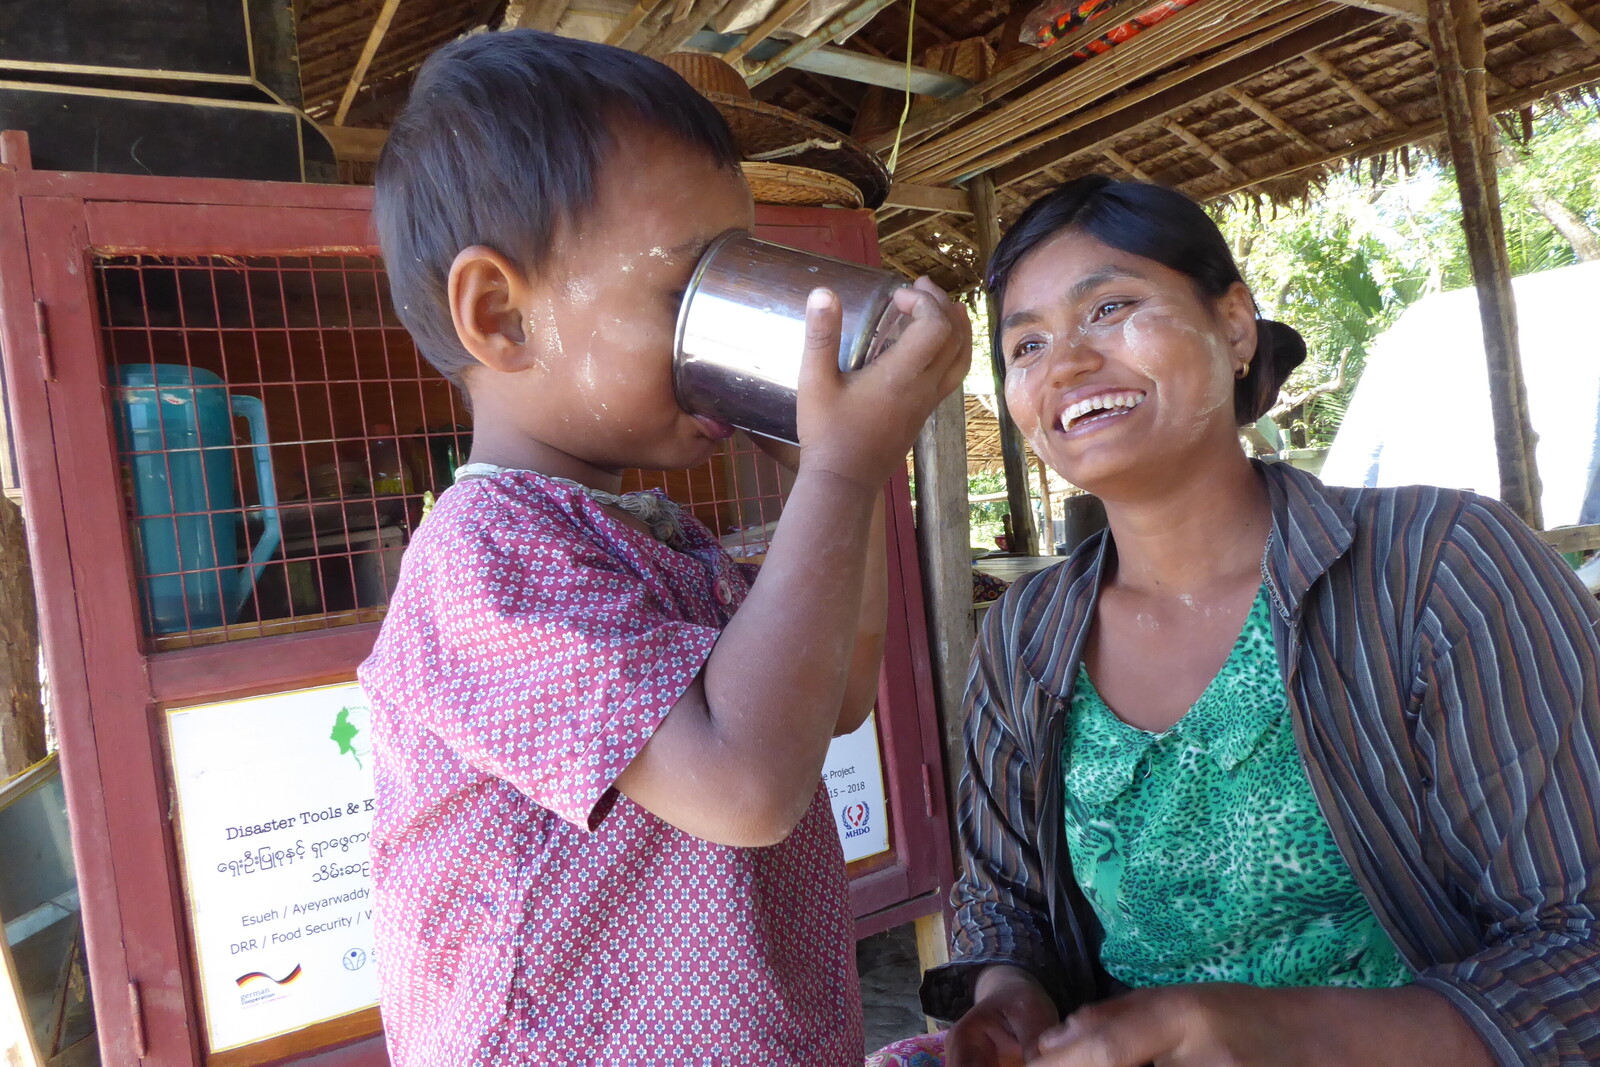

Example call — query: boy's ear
[447,246,537,373]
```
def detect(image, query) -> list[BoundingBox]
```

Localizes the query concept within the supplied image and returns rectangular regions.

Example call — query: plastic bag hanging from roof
[1019,0,1198,55]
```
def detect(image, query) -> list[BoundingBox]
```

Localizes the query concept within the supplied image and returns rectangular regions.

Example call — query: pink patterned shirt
[358,471,862,1066]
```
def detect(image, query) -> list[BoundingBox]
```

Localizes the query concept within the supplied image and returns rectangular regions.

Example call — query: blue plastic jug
[115,365,282,633]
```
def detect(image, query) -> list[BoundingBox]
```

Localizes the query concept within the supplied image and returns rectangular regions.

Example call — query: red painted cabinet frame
[0,158,951,1067]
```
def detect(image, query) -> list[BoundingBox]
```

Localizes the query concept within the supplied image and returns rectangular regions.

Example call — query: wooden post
[1427,0,1544,527]
[912,390,976,804]
[0,250,46,775]
[1034,455,1054,550]
[0,495,44,776]
[968,174,1039,555]
[914,910,950,1031]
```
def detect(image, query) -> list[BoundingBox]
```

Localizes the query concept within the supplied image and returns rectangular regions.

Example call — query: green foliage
[1496,107,1600,274]
[1211,103,1600,447]
[1215,184,1416,446]
[968,468,1009,551]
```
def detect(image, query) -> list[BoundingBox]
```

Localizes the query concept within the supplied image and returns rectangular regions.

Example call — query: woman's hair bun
[1235,319,1308,425]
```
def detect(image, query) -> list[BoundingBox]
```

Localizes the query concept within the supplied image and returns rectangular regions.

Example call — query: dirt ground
[857,922,932,1054]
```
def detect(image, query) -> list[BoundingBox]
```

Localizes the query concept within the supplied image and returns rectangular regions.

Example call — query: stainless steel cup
[673,229,910,444]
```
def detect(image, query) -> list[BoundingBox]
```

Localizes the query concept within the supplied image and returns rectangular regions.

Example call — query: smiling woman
[919,176,1600,1067]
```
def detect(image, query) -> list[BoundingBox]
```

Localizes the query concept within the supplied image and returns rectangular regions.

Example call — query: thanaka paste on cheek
[1004,372,1050,457]
[535,302,561,366]
[1118,308,1233,444]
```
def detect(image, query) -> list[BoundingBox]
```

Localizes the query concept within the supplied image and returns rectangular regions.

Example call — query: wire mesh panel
[97,253,808,651]
[96,254,471,651]
[621,436,793,563]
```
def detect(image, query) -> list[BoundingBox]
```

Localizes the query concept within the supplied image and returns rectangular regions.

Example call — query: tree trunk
[969,174,1039,556]
[1529,188,1600,262]
[1428,0,1543,528]
[0,495,45,776]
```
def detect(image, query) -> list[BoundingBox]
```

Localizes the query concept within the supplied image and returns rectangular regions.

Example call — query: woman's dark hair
[373,30,739,384]
[987,175,1306,425]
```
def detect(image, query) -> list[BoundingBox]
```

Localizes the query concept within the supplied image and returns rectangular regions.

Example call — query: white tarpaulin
[1322,259,1600,528]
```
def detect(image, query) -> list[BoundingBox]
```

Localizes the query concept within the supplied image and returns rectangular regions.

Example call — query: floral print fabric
[1062,585,1411,990]
[359,470,862,1066]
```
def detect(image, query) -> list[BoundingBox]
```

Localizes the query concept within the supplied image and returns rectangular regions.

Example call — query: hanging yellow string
[886,0,918,176]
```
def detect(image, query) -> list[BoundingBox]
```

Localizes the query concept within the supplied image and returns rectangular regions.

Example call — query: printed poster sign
[168,686,892,1050]
[822,713,891,862]
[167,684,377,1052]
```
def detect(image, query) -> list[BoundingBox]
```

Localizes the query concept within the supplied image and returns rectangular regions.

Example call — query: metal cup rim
[672,227,751,415]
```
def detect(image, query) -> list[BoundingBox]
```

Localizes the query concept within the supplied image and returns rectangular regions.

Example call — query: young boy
[358,30,970,1067]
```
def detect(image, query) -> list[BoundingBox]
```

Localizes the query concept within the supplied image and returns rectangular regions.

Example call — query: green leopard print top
[1062,584,1413,990]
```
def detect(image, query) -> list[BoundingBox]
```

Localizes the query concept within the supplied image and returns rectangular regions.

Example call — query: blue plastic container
[115,365,281,633]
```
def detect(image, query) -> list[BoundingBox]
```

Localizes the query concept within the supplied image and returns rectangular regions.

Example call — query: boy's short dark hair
[374,30,741,383]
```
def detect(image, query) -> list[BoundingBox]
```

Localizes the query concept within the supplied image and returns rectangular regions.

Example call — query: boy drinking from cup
[358,30,970,1066]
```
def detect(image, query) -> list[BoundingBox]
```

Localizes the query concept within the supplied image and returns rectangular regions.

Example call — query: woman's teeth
[1060,392,1146,429]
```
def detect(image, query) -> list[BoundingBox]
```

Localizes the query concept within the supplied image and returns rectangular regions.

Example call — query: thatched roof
[873,0,1600,289]
[965,392,1010,473]
[297,0,509,125]
[298,0,1600,293]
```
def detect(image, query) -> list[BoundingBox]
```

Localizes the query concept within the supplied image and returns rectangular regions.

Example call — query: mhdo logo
[841,803,871,839]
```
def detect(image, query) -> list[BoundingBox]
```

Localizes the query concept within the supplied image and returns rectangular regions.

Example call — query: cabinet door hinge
[33,300,56,382]
[128,979,148,1057]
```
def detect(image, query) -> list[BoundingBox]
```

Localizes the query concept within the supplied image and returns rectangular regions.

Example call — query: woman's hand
[1030,984,1302,1067]
[947,966,1061,1067]
[1027,983,1495,1067]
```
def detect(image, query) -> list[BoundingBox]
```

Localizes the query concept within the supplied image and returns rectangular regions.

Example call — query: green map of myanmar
[330,707,363,771]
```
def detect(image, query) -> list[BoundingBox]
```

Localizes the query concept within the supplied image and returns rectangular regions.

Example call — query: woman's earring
[1236,361,1251,379]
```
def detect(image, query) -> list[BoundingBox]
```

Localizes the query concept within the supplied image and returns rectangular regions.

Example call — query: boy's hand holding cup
[796,277,971,491]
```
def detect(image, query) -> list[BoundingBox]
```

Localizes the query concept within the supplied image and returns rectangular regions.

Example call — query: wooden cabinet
[0,151,950,1066]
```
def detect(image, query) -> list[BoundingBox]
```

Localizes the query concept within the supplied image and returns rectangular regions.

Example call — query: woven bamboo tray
[740,161,865,207]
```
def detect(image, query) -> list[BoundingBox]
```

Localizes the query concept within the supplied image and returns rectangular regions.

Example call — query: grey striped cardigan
[922,460,1600,1066]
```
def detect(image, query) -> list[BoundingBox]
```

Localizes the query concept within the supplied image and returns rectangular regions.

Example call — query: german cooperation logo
[234,965,300,1008]
[840,802,871,839]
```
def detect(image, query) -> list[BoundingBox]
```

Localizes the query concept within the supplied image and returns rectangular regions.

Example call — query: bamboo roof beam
[1324,0,1427,22]
[644,0,738,55]
[1225,87,1322,154]
[919,0,1352,186]
[860,0,1214,157]
[745,0,897,84]
[881,207,938,237]
[905,235,966,277]
[1102,147,1154,180]
[880,211,939,241]
[978,14,1600,205]
[908,0,1344,184]
[902,0,1286,183]
[988,8,1383,187]
[320,123,388,162]
[884,183,974,214]
[517,0,576,31]
[606,0,673,45]
[797,70,861,116]
[1164,120,1250,182]
[881,251,919,277]
[1532,0,1600,51]
[723,0,811,64]
[299,11,449,75]
[1305,51,1399,126]
[302,18,470,82]
[333,0,403,125]
[1191,56,1600,197]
